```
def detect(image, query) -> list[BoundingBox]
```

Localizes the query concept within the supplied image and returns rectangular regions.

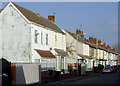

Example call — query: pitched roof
[35,49,56,58]
[11,2,64,34]
[64,29,97,48]
[64,29,85,43]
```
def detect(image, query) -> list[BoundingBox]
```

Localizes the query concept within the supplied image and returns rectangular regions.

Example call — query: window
[34,59,40,63]
[35,30,38,43]
[46,34,48,45]
[62,36,63,48]
[41,32,43,45]
[55,34,57,41]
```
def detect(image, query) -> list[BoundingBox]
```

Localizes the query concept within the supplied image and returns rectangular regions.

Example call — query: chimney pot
[76,28,79,35]
[78,29,81,34]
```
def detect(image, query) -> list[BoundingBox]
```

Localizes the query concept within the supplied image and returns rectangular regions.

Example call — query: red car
[117,65,120,70]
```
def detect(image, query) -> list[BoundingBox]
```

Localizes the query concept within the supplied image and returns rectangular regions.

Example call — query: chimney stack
[111,48,115,52]
[103,43,106,48]
[48,15,55,22]
[76,28,79,35]
[76,29,84,39]
[37,13,40,16]
[89,37,93,43]
[94,38,97,44]
[98,40,101,45]
[78,29,81,34]
[80,31,84,39]
[85,39,89,42]
[107,45,110,49]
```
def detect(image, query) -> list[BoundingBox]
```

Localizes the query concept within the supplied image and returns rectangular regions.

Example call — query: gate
[0,58,11,86]
[78,64,81,76]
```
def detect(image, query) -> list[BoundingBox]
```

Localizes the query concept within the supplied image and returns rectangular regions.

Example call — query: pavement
[28,70,120,85]
[49,72,103,84]
[62,70,120,84]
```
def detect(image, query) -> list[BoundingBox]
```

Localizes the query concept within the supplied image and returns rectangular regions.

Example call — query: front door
[78,64,81,76]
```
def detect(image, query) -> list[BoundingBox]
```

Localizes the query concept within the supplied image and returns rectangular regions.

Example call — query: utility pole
[76,33,86,76]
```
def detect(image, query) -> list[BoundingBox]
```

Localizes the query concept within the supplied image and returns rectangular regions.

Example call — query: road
[63,70,120,84]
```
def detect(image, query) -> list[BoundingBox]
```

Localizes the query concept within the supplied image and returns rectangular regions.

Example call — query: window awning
[35,49,56,58]
[54,49,68,57]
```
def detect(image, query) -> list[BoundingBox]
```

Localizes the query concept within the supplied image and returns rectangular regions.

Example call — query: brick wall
[61,72,77,80]
[41,70,56,82]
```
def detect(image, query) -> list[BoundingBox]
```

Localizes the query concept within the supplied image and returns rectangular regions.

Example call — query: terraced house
[85,37,97,71]
[63,28,119,72]
[0,2,119,75]
[62,29,83,70]
[63,29,95,72]
[0,2,68,73]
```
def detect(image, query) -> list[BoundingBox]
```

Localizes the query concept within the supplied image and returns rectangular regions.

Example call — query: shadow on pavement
[118,70,120,84]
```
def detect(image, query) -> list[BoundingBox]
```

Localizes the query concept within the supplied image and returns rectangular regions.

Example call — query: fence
[11,63,41,85]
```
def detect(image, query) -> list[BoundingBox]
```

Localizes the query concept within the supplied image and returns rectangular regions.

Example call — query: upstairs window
[55,34,57,41]
[41,32,43,45]
[35,30,38,43]
[46,34,48,45]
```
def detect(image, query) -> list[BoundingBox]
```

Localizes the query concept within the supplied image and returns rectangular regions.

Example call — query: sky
[1,2,118,48]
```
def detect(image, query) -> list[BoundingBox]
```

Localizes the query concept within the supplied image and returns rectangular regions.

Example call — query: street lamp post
[76,33,86,76]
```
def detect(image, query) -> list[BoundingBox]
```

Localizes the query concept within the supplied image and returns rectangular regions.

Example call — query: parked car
[103,66,116,73]
[113,66,117,71]
[117,65,120,70]
[111,66,117,72]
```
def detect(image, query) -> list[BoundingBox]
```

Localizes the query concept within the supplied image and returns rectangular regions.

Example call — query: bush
[98,64,104,70]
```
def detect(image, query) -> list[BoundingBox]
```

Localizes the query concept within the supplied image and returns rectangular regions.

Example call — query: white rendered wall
[0,13,2,58]
[1,3,31,63]
[31,24,52,62]
[83,43,89,56]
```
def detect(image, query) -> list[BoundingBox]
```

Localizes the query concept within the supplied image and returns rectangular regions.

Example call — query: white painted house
[62,29,83,70]
[0,2,67,71]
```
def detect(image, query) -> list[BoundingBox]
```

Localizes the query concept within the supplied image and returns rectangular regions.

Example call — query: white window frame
[35,30,38,44]
[41,32,43,45]
[46,33,48,45]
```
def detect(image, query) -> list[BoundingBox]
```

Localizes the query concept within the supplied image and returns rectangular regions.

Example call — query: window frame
[35,30,38,44]
[41,32,43,45]
[46,33,48,45]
